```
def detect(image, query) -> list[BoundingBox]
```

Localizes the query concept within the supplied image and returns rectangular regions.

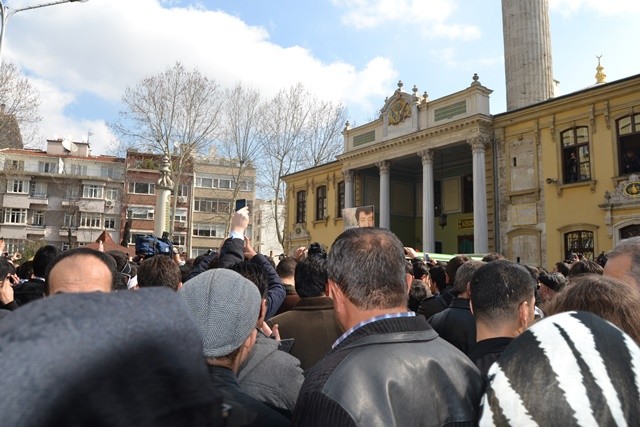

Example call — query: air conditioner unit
[178,196,187,203]
[177,221,187,228]
[105,200,114,207]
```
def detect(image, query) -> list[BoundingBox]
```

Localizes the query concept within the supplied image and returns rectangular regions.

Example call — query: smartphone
[235,199,247,211]
[278,338,295,353]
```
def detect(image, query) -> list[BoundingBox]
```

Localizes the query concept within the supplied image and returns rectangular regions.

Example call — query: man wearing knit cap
[179,268,290,427]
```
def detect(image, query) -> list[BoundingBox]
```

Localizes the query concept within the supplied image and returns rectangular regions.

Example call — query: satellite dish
[61,139,79,153]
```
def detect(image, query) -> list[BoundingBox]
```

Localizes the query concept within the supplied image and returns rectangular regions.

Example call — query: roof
[84,230,135,257]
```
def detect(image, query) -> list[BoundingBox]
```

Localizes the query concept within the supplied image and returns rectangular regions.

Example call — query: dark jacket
[268,296,343,371]
[218,237,286,319]
[428,297,476,354]
[467,337,514,376]
[417,285,455,319]
[274,284,300,315]
[13,278,46,306]
[292,316,484,427]
[209,365,290,427]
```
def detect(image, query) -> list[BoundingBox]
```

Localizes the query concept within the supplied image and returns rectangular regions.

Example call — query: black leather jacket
[293,316,484,426]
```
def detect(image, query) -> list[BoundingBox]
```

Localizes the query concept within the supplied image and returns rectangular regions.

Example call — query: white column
[343,169,354,209]
[376,161,391,229]
[469,137,489,253]
[419,150,435,252]
[154,156,174,237]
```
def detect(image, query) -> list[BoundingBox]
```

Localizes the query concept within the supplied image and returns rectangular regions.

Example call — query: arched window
[564,230,594,260]
[620,224,640,239]
[315,186,327,221]
[296,191,306,224]
[336,181,345,218]
[616,114,640,175]
[561,127,590,183]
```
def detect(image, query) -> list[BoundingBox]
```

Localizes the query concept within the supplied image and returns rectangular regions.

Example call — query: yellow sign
[458,218,474,229]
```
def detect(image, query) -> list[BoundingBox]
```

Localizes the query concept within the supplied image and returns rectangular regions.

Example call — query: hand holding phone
[235,199,247,212]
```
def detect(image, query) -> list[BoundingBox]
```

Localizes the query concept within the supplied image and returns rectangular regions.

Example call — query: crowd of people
[0,207,639,426]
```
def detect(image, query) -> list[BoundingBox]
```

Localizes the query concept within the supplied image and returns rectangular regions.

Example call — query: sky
[4,0,640,156]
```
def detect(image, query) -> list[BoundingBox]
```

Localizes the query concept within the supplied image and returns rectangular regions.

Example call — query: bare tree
[217,83,263,233]
[306,99,347,167]
[109,62,224,237]
[257,83,345,245]
[0,61,41,148]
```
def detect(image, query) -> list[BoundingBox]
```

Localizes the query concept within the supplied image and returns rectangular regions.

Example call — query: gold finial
[595,55,606,84]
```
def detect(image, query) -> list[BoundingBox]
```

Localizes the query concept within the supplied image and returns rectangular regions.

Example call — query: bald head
[46,248,116,295]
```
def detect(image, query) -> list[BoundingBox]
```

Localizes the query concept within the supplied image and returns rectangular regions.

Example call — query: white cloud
[334,0,480,40]
[3,0,397,155]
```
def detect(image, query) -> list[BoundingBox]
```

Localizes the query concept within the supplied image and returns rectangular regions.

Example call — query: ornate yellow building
[495,73,640,267]
[283,78,495,256]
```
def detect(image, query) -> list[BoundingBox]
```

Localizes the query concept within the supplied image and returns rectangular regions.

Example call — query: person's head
[276,257,297,281]
[227,261,269,324]
[0,258,16,285]
[470,260,537,336]
[294,253,328,298]
[179,269,261,371]
[445,255,470,286]
[553,261,570,277]
[604,237,640,289]
[545,274,640,343]
[481,311,640,426]
[429,264,447,294]
[32,245,59,278]
[106,250,133,291]
[453,260,485,295]
[45,248,117,295]
[626,149,635,157]
[412,259,429,282]
[537,272,568,304]
[408,279,430,312]
[481,252,506,262]
[16,260,33,281]
[567,259,604,277]
[137,255,182,291]
[327,228,407,324]
[355,206,374,227]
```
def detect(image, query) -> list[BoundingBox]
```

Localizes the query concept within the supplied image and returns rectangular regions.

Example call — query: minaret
[502,0,554,111]
[154,156,174,236]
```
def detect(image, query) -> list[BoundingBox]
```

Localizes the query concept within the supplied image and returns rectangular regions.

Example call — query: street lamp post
[0,0,88,66]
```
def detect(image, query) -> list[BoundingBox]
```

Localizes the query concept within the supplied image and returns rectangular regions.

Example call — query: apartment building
[190,155,256,257]
[0,139,125,253]
[253,198,284,258]
[123,150,193,255]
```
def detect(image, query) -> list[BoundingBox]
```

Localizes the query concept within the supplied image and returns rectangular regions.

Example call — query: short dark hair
[355,205,373,219]
[33,245,59,278]
[470,260,536,324]
[482,252,506,262]
[408,279,429,312]
[106,250,132,291]
[555,261,570,277]
[412,259,429,279]
[0,258,14,282]
[429,264,447,293]
[227,262,268,298]
[44,248,117,294]
[327,228,407,310]
[445,255,470,285]
[16,260,34,280]
[137,256,181,291]
[294,254,328,298]
[538,272,568,292]
[276,257,297,278]
[567,260,604,277]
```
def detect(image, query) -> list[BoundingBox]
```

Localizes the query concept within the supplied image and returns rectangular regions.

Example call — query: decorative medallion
[388,99,411,125]
[623,182,640,198]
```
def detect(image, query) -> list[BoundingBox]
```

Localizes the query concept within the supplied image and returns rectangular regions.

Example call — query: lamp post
[0,0,88,66]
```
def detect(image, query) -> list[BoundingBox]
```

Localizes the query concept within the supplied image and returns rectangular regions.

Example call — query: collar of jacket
[293,296,334,310]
